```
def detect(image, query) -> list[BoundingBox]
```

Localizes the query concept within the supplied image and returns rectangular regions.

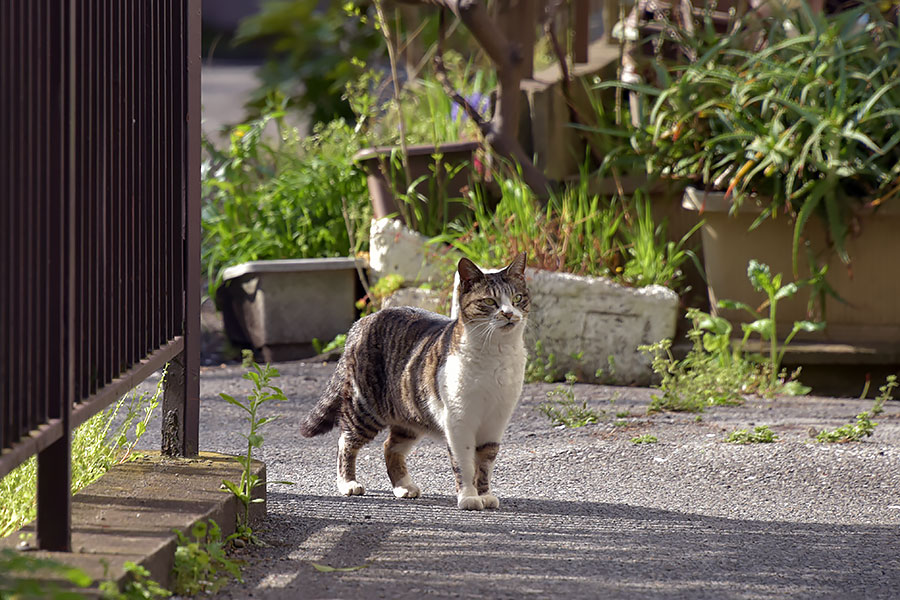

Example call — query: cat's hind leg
[475,442,500,509]
[337,429,374,496]
[383,426,422,498]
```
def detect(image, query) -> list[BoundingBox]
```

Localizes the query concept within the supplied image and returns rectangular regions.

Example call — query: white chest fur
[436,331,526,443]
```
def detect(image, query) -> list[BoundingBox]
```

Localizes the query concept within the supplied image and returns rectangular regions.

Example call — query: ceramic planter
[683,187,900,345]
[217,258,360,361]
[353,141,481,221]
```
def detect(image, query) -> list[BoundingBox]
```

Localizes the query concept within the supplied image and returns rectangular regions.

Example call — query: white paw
[480,493,499,509]
[393,483,421,499]
[337,479,365,496]
[458,495,484,511]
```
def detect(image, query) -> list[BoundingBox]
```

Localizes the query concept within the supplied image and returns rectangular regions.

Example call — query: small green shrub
[642,261,822,413]
[220,351,292,541]
[171,520,242,596]
[641,336,755,414]
[356,274,405,316]
[726,425,779,444]
[720,260,825,390]
[312,333,347,356]
[525,340,559,384]
[816,375,897,443]
[630,434,658,444]
[538,375,600,428]
[99,560,170,600]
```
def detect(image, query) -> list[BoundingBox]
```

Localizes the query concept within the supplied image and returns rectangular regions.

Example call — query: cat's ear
[503,252,527,280]
[457,257,485,289]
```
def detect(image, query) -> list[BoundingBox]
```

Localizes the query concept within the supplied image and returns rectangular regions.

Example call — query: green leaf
[221,479,245,499]
[793,320,826,333]
[192,521,208,540]
[717,299,758,316]
[220,393,251,413]
[311,562,371,573]
[781,380,812,396]
[248,433,264,448]
[774,282,799,301]
[742,319,773,337]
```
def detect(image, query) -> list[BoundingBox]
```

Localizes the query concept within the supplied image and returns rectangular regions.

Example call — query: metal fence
[0,0,201,551]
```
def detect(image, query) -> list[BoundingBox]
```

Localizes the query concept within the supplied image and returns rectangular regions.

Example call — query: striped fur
[300,253,530,510]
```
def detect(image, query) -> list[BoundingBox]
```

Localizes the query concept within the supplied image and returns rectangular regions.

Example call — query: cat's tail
[299,369,345,437]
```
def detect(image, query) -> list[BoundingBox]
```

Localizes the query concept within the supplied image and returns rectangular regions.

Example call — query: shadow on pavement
[220,491,900,599]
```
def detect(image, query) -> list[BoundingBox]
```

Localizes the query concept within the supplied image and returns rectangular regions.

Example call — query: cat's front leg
[475,442,500,509]
[446,434,483,510]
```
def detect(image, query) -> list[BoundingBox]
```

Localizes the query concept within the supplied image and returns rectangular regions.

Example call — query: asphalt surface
[136,360,900,599]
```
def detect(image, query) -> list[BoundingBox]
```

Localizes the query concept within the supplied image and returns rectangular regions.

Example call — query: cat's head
[455,253,529,338]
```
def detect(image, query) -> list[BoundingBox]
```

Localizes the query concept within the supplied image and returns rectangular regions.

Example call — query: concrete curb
[1,451,265,594]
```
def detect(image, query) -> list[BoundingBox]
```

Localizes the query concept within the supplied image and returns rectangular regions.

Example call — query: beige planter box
[683,187,900,344]
[218,258,360,362]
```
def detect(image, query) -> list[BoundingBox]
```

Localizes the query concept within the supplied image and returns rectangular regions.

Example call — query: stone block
[525,269,678,385]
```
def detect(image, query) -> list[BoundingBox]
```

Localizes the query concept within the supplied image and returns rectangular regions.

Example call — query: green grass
[435,172,699,293]
[0,372,165,538]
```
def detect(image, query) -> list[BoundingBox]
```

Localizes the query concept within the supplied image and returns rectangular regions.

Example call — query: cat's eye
[482,298,497,306]
[513,294,523,303]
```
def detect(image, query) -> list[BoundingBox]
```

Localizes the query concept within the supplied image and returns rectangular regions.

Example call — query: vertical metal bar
[111,0,121,379]
[164,0,201,457]
[138,0,147,359]
[164,0,173,343]
[74,0,85,404]
[38,0,50,426]
[99,0,109,388]
[11,4,28,440]
[48,0,65,446]
[126,0,135,368]
[24,0,37,437]
[0,0,9,452]
[37,0,74,552]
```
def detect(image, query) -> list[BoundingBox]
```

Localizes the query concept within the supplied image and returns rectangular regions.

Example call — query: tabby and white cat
[300,253,529,510]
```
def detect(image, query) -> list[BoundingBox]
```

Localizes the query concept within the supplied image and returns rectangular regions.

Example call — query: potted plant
[202,103,372,360]
[430,174,696,385]
[609,1,900,344]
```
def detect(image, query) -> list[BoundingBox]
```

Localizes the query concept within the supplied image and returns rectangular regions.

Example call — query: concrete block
[525,269,679,385]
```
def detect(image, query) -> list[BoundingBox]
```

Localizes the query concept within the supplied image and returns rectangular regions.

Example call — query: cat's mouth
[499,321,517,330]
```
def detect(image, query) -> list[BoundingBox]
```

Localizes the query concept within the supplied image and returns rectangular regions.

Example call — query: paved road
[142,361,900,599]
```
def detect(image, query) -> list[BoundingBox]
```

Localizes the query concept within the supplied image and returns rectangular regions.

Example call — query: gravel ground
[140,361,900,599]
